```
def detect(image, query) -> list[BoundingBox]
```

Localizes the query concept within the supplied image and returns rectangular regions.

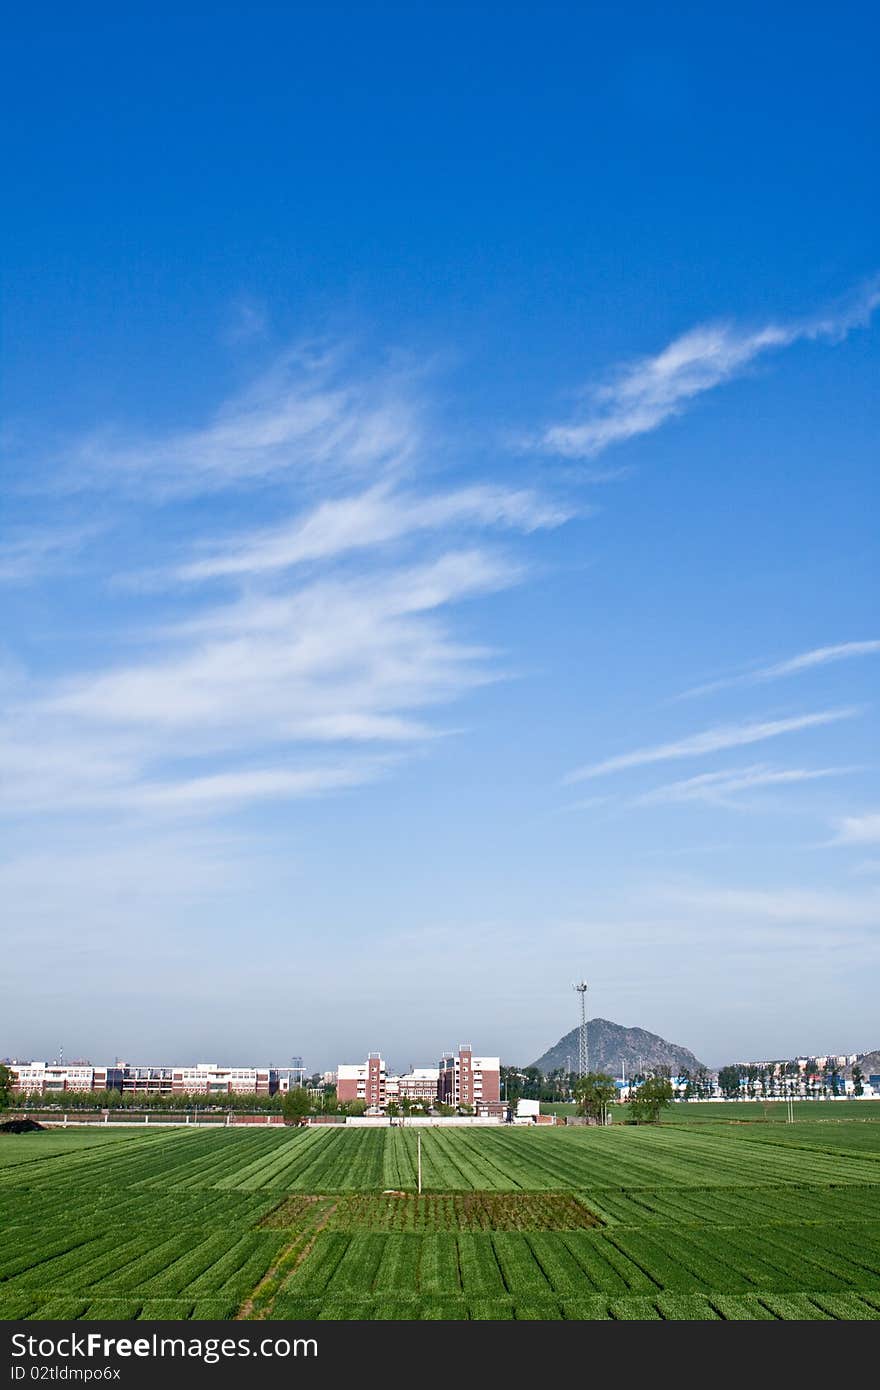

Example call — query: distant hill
[529,1018,706,1078]
[854,1050,880,1076]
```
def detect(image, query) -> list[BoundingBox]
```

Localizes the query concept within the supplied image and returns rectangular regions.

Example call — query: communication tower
[573,982,589,1077]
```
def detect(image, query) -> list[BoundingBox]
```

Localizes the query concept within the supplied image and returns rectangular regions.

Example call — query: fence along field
[1,1117,879,1320]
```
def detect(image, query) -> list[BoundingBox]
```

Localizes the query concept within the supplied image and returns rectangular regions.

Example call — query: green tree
[521,1066,542,1099]
[500,1066,522,1109]
[573,1072,617,1122]
[852,1065,864,1097]
[628,1075,674,1124]
[0,1064,14,1110]
[281,1087,312,1125]
[339,1098,366,1117]
[717,1065,742,1099]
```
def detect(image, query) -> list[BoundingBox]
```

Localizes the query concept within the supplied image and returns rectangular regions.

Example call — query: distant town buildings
[6,1047,503,1110]
[337,1046,501,1113]
[7,1046,876,1105]
[719,1054,873,1099]
[7,1061,296,1097]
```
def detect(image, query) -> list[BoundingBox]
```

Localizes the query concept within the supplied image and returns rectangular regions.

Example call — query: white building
[10,1062,100,1095]
[171,1064,275,1095]
[386,1068,440,1102]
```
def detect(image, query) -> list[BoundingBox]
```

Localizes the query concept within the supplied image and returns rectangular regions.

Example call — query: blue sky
[2,4,878,1071]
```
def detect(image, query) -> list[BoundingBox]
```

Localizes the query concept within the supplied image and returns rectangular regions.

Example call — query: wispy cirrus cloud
[111,763,389,813]
[176,482,573,582]
[634,763,860,808]
[534,278,880,458]
[1,549,519,816]
[564,708,861,783]
[679,640,880,700]
[2,337,582,821]
[62,345,422,497]
[0,523,105,583]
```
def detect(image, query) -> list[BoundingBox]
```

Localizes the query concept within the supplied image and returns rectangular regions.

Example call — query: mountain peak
[528,1017,706,1076]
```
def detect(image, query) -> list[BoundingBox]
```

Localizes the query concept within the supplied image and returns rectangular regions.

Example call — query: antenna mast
[573,982,589,1077]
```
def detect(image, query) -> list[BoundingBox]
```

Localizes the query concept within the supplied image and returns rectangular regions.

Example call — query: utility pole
[417,1132,422,1195]
[573,982,589,1077]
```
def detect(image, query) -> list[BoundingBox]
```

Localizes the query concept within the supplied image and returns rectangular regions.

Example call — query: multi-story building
[336,1049,500,1112]
[438,1046,500,1110]
[13,1048,502,1109]
[336,1053,386,1107]
[9,1062,111,1095]
[170,1064,276,1095]
[386,1068,440,1103]
[9,1061,284,1097]
[121,1066,174,1097]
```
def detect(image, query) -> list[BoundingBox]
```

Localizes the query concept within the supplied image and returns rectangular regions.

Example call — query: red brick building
[336,1053,387,1107]
[438,1046,501,1109]
[336,1046,500,1112]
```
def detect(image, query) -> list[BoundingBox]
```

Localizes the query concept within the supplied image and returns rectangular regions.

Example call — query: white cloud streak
[565,708,860,783]
[121,764,387,812]
[1,550,519,815]
[176,483,572,582]
[679,640,880,700]
[634,763,860,807]
[64,347,422,497]
[0,524,104,583]
[536,279,880,458]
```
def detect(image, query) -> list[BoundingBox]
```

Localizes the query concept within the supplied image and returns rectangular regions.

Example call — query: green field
[2,1116,879,1321]
[539,1099,877,1122]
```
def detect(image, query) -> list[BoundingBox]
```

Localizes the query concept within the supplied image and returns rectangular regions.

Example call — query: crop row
[587,1183,880,1227]
[0,1227,282,1299]
[674,1120,880,1160]
[269,1291,880,1321]
[0,1294,238,1321]
[0,1130,152,1172]
[2,1287,879,1322]
[280,1227,880,1299]
[1,1189,277,1236]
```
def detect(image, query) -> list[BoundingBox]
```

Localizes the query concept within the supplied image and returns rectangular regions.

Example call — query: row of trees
[716,1060,853,1100]
[502,1062,715,1105]
[5,1083,383,1118]
[573,1072,674,1125]
[6,1080,481,1123]
[280,1089,467,1123]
